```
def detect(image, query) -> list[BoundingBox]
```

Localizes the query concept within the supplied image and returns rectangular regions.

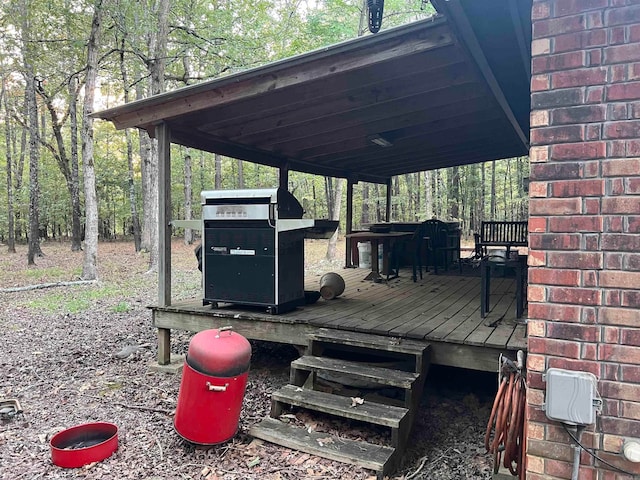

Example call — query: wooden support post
[157,328,171,365]
[345,178,355,267]
[157,122,172,307]
[279,164,289,190]
[385,178,392,222]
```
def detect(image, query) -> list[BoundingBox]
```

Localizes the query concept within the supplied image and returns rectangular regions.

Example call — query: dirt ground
[0,239,498,479]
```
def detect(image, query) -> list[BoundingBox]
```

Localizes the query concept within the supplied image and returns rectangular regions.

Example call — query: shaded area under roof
[95,0,531,185]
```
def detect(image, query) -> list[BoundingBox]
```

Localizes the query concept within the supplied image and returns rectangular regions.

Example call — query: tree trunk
[144,0,170,273]
[490,160,497,219]
[80,0,103,281]
[424,170,433,219]
[68,76,82,251]
[22,4,42,265]
[361,184,369,226]
[325,178,344,261]
[237,159,244,188]
[119,40,141,251]
[449,166,460,219]
[215,153,222,188]
[184,153,193,245]
[3,81,16,253]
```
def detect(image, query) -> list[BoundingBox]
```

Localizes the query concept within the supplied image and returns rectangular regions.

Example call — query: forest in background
[0,0,528,271]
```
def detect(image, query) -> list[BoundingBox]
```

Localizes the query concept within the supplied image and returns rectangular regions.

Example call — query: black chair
[412,219,461,280]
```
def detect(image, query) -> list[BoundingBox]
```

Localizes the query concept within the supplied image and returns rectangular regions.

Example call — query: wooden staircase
[249,328,431,479]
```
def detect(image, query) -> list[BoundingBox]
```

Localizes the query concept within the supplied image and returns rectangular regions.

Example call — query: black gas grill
[201,188,314,314]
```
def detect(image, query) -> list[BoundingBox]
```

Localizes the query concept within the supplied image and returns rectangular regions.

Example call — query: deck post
[385,178,392,222]
[157,122,172,365]
[345,178,355,267]
[279,164,289,190]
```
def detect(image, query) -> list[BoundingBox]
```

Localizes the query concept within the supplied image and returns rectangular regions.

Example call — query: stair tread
[292,355,419,388]
[273,384,409,427]
[249,417,395,472]
[311,328,430,356]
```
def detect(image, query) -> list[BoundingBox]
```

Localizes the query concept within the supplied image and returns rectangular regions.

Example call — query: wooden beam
[157,122,172,307]
[279,164,289,190]
[444,0,529,151]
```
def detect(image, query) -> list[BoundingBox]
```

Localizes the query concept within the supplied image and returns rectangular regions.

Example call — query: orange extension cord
[485,354,527,480]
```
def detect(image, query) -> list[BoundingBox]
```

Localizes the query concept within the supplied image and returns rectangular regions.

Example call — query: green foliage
[22,284,124,313]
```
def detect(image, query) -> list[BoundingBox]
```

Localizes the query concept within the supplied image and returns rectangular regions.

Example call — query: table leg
[480,258,490,318]
[364,239,383,282]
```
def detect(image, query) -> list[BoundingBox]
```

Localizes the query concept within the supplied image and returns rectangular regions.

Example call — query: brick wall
[528,0,640,478]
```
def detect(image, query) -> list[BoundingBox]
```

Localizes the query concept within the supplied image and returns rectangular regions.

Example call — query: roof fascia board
[93,17,450,130]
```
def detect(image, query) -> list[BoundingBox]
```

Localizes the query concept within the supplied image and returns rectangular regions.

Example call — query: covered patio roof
[95,0,531,185]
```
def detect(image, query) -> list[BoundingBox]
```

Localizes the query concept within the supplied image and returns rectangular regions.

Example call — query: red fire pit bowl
[50,422,118,468]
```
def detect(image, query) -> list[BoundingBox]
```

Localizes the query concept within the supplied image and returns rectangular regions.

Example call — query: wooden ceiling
[95,0,531,185]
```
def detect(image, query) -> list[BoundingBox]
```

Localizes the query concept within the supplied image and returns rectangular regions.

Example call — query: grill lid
[201,188,304,220]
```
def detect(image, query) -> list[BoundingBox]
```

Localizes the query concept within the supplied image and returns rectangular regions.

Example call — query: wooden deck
[152,266,527,372]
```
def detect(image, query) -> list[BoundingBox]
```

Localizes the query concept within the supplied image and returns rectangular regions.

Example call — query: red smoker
[174,327,252,444]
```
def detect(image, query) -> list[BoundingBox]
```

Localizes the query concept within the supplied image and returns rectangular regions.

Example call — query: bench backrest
[480,221,528,246]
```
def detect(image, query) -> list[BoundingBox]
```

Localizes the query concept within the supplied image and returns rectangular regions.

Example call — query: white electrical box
[544,368,600,425]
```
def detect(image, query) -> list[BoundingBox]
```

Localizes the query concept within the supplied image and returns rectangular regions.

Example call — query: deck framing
[152,266,527,372]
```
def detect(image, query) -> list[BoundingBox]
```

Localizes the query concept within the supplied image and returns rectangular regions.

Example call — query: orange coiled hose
[485,359,527,480]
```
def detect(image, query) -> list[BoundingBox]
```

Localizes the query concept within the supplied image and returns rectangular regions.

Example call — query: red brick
[584,198,601,214]
[606,5,640,26]
[609,178,626,195]
[605,288,622,305]
[604,326,620,343]
[630,217,640,233]
[530,198,582,215]
[583,269,598,287]
[533,52,587,75]
[600,344,640,364]
[621,365,640,383]
[596,452,640,476]
[622,291,640,308]
[549,322,600,342]
[602,197,640,214]
[621,401,640,420]
[529,268,580,285]
[548,357,601,376]
[548,286,601,305]
[529,250,546,266]
[531,125,584,145]
[551,141,606,160]
[528,286,547,303]
[602,363,620,381]
[582,342,598,360]
[625,253,640,270]
[531,162,581,180]
[529,217,547,233]
[584,233,600,251]
[627,178,640,194]
[534,14,587,39]
[608,102,629,120]
[532,1,550,20]
[601,271,640,289]
[529,233,581,250]
[604,120,640,139]
[527,303,581,322]
[601,307,640,326]
[608,139,627,156]
[604,43,640,65]
[601,416,640,437]
[548,252,603,269]
[529,337,581,358]
[609,26,627,45]
[602,158,640,176]
[603,234,640,252]
[588,48,602,66]
[627,139,640,155]
[621,329,640,346]
[556,0,608,16]
[585,124,601,140]
[532,87,584,108]
[549,216,602,232]
[528,438,574,462]
[551,180,605,197]
[631,25,640,43]
[552,105,606,125]
[600,380,640,401]
[551,67,607,88]
[583,161,600,177]
[586,10,603,29]
[553,30,607,53]
[545,458,573,478]
[586,85,605,103]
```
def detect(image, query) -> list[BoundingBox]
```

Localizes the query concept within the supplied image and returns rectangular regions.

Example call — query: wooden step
[249,417,396,474]
[291,355,419,389]
[272,384,409,428]
[310,328,430,357]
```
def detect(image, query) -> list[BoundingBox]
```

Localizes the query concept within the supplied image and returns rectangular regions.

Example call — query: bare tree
[325,177,344,261]
[183,153,193,244]
[2,79,16,253]
[81,0,104,280]
[215,153,222,188]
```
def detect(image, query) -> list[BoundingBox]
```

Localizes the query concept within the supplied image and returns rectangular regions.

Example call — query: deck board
[152,266,528,371]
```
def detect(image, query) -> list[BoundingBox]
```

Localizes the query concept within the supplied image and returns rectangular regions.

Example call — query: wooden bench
[474,220,528,258]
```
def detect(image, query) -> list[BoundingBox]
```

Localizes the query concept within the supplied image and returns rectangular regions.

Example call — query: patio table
[346,231,413,282]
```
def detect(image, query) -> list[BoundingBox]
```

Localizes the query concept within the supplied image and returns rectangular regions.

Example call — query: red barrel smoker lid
[187,327,252,377]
